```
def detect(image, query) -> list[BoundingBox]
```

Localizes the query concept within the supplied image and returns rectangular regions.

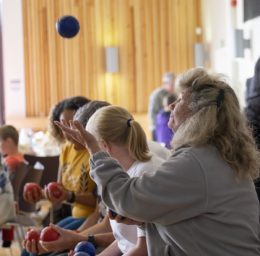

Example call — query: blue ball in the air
[74,241,96,256]
[56,15,80,38]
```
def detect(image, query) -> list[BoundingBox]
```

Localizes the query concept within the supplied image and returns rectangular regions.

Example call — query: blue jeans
[56,216,85,230]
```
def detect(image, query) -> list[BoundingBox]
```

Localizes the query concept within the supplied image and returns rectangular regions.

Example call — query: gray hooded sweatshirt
[90,145,260,256]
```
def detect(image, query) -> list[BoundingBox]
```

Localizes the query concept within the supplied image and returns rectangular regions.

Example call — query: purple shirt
[155,110,173,148]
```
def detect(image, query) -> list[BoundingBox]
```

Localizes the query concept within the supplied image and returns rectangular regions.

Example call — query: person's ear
[99,139,111,153]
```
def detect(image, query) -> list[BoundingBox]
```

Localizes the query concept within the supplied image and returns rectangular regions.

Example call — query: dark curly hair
[48,96,90,143]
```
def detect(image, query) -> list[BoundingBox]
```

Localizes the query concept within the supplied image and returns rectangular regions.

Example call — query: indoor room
[0,0,259,255]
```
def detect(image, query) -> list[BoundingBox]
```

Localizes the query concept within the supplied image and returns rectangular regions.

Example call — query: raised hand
[56,119,85,150]
[55,120,101,155]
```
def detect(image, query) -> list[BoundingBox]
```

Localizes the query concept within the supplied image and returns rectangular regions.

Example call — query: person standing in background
[148,72,176,140]
[245,57,260,201]
[155,93,177,148]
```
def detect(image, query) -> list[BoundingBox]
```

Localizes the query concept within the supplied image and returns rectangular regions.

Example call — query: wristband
[87,234,97,248]
[67,191,76,203]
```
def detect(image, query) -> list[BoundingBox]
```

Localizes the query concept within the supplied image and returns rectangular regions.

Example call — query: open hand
[55,120,100,155]
[55,119,85,150]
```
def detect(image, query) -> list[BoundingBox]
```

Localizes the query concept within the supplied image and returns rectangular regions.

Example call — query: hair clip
[127,118,132,127]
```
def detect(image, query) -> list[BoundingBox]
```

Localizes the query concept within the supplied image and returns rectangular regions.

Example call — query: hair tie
[216,89,225,108]
[127,118,133,127]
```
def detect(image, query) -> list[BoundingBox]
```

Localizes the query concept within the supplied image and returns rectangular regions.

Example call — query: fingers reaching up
[54,120,101,155]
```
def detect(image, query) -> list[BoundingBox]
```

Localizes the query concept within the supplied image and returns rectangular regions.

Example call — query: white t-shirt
[110,155,164,254]
[148,140,171,160]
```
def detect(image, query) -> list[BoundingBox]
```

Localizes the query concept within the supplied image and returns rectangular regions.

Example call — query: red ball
[24,183,42,201]
[40,227,60,242]
[231,0,237,7]
[25,229,40,242]
[47,182,62,199]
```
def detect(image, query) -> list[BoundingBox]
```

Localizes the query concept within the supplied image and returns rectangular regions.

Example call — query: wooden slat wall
[23,0,201,116]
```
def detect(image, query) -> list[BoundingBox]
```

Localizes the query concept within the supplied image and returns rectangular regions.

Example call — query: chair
[1,215,38,253]
[9,162,29,202]
[0,164,40,254]
[6,163,41,250]
[8,161,43,213]
[18,166,43,213]
[24,154,59,187]
[23,154,59,223]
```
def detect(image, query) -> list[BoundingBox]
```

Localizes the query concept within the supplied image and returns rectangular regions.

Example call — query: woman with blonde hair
[27,105,165,256]
[57,68,260,256]
[85,105,164,256]
[55,105,165,255]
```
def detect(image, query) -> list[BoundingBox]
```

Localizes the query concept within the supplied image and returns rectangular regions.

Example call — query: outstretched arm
[55,120,206,225]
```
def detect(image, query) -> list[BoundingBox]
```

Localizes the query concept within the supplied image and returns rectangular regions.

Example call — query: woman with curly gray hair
[56,68,260,256]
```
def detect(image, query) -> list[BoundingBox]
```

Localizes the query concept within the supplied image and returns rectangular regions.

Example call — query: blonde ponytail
[87,106,151,161]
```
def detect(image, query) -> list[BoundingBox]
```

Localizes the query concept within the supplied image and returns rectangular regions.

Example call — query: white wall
[2,0,25,118]
[244,17,260,65]
[202,0,233,76]
[202,0,260,108]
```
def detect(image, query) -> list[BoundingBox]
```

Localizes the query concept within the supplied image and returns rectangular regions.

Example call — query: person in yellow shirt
[24,96,99,231]
[57,141,96,222]
[46,96,96,230]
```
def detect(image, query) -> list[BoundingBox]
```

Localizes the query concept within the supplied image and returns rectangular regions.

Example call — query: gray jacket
[90,146,260,256]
